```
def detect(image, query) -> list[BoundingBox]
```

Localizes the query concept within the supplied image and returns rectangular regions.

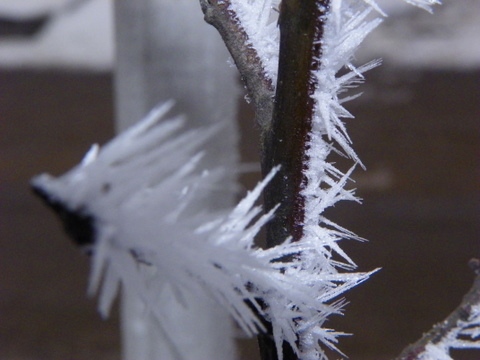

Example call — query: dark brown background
[1,67,478,359]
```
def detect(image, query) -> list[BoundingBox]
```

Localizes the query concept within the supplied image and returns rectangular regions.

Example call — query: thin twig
[199,0,275,128]
[395,260,480,360]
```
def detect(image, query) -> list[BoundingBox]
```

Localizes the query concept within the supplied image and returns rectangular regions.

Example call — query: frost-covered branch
[34,0,477,360]
[395,259,480,360]
[260,1,381,358]
[199,0,447,359]
[199,0,276,127]
[262,0,332,247]
[32,104,375,360]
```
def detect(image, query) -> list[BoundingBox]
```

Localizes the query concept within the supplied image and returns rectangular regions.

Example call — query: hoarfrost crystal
[225,0,439,88]
[418,303,480,360]
[32,103,373,360]
[228,0,281,84]
[222,0,441,358]
[31,0,450,359]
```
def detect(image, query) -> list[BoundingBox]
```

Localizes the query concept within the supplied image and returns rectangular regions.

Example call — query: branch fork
[199,0,275,127]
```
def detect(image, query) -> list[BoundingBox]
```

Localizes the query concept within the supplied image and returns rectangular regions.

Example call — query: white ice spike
[32,104,372,360]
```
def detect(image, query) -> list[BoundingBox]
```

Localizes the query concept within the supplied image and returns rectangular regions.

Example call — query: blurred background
[0,0,478,359]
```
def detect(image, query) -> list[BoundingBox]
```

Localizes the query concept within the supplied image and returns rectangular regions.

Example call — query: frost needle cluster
[32,103,370,359]
[33,1,479,360]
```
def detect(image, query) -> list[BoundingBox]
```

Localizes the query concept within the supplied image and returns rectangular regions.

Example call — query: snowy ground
[0,0,478,71]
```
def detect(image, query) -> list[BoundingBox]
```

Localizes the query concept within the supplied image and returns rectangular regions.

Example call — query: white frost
[419,303,480,360]
[225,0,441,89]
[293,1,384,357]
[228,0,281,85]
[32,103,373,360]
[31,0,457,359]
[286,0,439,358]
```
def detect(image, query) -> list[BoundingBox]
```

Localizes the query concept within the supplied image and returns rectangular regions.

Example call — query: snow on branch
[299,0,385,282]
[275,1,383,357]
[226,0,281,86]
[200,0,440,129]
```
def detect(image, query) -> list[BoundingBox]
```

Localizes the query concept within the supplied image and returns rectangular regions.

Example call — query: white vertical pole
[114,0,239,180]
[113,0,240,359]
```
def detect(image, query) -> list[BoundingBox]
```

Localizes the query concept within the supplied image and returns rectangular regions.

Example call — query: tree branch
[199,2,480,360]
[262,0,329,246]
[200,1,331,359]
[198,0,275,128]
[258,1,330,359]
[198,0,330,247]
[395,259,480,360]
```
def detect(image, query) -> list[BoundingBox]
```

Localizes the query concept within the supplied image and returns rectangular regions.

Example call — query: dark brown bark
[262,0,329,246]
[258,1,330,359]
[394,260,480,360]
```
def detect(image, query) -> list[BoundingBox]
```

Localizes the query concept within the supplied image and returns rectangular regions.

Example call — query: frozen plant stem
[262,0,329,246]
[260,2,329,359]
[395,260,480,360]
[35,0,480,359]
[202,0,332,358]
[200,0,275,127]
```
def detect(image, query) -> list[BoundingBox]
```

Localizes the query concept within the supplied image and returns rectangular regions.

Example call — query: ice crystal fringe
[294,1,382,358]
[31,103,373,359]
[227,0,439,358]
[293,0,441,358]
[228,0,281,85]
[32,0,445,358]
[418,303,480,360]
[404,0,442,13]
[227,0,439,89]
